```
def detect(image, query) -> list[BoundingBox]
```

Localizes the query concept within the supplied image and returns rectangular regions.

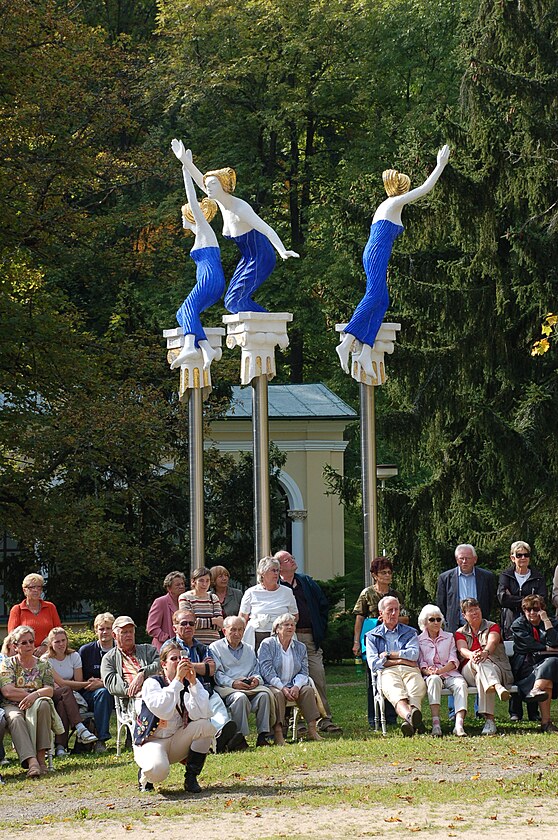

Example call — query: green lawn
[1,666,557,831]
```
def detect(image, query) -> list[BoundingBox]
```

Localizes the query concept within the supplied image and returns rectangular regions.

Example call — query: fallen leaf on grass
[384,816,402,823]
[452,816,464,821]
[397,795,413,802]
[470,774,481,780]
[409,827,421,832]
[224,799,233,807]
[489,815,497,820]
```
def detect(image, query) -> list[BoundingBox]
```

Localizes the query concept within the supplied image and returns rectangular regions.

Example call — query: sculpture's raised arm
[385,145,450,211]
[337,145,451,378]
[172,138,206,193]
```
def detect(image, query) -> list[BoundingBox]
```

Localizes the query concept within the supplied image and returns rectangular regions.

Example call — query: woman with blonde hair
[172,139,299,314]
[0,625,61,777]
[42,627,97,755]
[336,145,450,379]
[8,573,61,655]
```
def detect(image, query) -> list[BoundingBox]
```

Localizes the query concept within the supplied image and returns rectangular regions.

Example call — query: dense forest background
[1,0,557,622]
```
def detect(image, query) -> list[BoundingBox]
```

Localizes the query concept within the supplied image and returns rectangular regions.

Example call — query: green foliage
[377,0,558,612]
[65,626,96,650]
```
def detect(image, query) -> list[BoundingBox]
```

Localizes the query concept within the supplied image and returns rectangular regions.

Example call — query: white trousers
[133,719,214,784]
[424,674,468,714]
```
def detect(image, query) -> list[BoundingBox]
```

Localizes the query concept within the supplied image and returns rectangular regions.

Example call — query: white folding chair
[115,696,136,756]
[370,668,387,736]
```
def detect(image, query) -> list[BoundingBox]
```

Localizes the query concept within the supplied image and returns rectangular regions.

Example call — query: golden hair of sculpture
[382,169,411,196]
[203,167,237,194]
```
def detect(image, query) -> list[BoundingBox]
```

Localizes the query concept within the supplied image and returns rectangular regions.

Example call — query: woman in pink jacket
[418,604,469,737]
[146,572,187,651]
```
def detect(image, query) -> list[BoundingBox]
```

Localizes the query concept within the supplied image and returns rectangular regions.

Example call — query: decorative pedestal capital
[223,312,293,385]
[163,327,225,401]
[335,322,401,386]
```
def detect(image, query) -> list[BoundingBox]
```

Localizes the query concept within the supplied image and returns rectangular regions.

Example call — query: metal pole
[252,374,271,565]
[188,387,205,571]
[360,382,378,588]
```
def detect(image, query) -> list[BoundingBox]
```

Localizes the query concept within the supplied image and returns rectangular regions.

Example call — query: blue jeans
[80,687,114,742]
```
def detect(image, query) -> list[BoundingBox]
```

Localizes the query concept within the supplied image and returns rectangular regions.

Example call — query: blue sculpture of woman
[170,142,226,370]
[337,145,450,378]
[172,140,299,314]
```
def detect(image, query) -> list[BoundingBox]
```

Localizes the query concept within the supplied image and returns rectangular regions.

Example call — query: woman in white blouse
[239,557,298,650]
[133,640,214,793]
[42,627,97,755]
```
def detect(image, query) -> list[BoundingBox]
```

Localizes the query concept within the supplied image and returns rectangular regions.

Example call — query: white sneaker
[55,746,67,757]
[431,723,443,737]
[453,725,467,737]
[481,719,497,735]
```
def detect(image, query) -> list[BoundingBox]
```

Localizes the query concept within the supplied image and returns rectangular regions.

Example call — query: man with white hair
[365,596,426,736]
[210,616,275,747]
[436,544,495,633]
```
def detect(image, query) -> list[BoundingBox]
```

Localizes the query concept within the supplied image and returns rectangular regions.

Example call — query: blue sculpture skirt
[224,229,276,314]
[345,219,403,347]
[176,246,226,344]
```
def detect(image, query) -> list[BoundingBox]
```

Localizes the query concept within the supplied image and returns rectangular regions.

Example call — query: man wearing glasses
[171,609,243,753]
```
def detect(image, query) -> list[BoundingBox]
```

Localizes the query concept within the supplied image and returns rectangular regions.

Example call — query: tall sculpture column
[336,322,401,587]
[224,311,292,564]
[164,326,225,570]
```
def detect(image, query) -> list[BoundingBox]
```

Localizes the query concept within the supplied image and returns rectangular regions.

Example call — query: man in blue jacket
[276,550,342,734]
[365,596,426,736]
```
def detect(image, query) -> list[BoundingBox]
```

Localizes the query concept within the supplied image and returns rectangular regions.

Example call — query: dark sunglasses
[515,552,530,558]
[177,620,196,627]
[428,617,443,623]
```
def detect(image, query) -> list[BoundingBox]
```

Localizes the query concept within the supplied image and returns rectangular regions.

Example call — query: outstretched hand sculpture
[170,141,226,370]
[336,145,451,379]
[172,139,299,314]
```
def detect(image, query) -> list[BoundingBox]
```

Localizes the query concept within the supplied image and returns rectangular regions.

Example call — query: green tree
[377,0,558,610]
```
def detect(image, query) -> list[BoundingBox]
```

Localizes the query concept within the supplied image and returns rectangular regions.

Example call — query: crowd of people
[1,542,557,792]
[354,542,558,737]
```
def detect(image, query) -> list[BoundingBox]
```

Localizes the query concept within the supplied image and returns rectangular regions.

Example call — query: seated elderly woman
[0,632,17,772]
[239,556,298,650]
[510,594,558,733]
[42,626,98,755]
[417,604,469,737]
[0,625,63,778]
[133,640,214,794]
[258,613,322,744]
[455,598,513,735]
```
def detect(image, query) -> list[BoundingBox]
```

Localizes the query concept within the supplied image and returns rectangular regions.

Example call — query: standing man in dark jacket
[436,544,495,633]
[276,550,342,733]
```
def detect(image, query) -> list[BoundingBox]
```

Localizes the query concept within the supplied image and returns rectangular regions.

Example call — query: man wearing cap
[101,616,159,698]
